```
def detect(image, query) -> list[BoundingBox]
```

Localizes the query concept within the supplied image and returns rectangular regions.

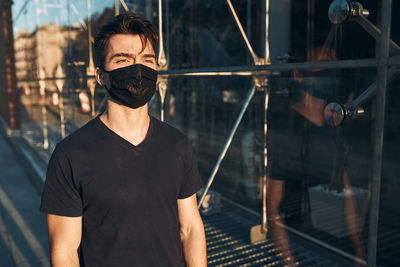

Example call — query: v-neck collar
[94,115,154,152]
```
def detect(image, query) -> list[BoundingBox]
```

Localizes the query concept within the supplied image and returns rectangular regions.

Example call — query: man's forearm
[181,222,207,267]
[51,251,80,267]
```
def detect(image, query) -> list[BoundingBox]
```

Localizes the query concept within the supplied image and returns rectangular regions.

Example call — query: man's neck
[100,100,151,146]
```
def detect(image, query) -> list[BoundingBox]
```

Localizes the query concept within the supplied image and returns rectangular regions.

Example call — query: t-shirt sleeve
[177,138,204,199]
[40,145,82,217]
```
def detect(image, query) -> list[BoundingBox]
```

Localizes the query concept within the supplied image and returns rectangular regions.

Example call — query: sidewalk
[0,132,50,266]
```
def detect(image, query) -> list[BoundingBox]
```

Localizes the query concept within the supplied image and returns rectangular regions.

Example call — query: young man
[40,13,207,266]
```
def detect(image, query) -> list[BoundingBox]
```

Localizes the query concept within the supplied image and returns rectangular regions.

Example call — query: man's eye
[116,59,128,63]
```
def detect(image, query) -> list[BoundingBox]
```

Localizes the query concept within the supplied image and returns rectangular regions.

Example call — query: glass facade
[5,0,400,266]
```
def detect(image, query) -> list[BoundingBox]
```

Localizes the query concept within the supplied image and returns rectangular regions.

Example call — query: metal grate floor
[202,211,343,267]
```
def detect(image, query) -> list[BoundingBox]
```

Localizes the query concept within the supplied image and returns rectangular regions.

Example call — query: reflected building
[14,24,80,94]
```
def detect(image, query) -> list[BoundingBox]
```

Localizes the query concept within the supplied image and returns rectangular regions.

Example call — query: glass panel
[268,68,375,265]
[164,0,381,70]
[379,75,400,266]
[8,0,400,266]
[165,0,266,68]
[380,3,400,265]
[13,0,117,163]
[152,76,255,185]
[291,0,379,62]
[160,67,377,264]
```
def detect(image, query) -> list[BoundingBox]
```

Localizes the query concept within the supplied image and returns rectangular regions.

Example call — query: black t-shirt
[40,116,203,267]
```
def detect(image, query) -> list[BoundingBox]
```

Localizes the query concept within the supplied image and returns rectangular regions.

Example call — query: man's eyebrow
[108,53,156,62]
[108,53,134,61]
[141,53,156,59]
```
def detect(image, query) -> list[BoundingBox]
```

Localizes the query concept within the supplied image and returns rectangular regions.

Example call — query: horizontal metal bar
[18,56,400,83]
[17,76,89,83]
[159,58,379,77]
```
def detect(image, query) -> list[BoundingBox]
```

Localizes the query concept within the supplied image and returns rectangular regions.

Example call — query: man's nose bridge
[133,54,143,65]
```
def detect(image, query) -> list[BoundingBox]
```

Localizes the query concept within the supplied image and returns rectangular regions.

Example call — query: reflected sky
[12,0,112,33]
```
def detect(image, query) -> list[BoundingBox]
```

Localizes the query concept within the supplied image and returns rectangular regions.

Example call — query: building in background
[14,24,80,95]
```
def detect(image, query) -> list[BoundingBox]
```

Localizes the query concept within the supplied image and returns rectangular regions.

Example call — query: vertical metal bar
[59,92,66,138]
[90,88,95,117]
[246,0,252,65]
[86,0,96,119]
[41,94,48,149]
[115,0,119,16]
[56,65,66,139]
[260,0,271,232]
[87,0,94,71]
[198,84,256,208]
[306,0,315,60]
[88,80,96,117]
[262,85,270,232]
[39,69,48,149]
[158,80,167,122]
[367,0,392,266]
[263,0,271,63]
[165,0,170,66]
[157,0,168,121]
[157,0,167,68]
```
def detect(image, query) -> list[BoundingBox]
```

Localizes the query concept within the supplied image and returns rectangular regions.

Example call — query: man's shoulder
[151,116,188,142]
[56,117,100,155]
[150,117,195,157]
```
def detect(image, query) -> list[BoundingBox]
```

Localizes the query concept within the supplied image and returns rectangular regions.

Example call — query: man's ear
[95,67,106,86]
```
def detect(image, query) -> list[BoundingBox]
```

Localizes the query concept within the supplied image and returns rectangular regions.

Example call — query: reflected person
[40,13,207,267]
[267,47,338,267]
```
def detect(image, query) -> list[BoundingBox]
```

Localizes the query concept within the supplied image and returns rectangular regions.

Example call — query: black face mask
[102,64,158,109]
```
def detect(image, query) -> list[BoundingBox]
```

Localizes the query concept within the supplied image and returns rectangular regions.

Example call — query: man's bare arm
[177,194,207,267]
[47,214,82,267]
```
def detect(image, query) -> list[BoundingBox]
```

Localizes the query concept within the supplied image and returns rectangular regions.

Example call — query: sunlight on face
[105,34,156,71]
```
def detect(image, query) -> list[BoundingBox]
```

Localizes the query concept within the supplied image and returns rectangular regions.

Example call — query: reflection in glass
[7,0,400,266]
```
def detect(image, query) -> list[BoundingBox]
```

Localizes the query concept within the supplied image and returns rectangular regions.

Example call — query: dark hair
[94,13,159,70]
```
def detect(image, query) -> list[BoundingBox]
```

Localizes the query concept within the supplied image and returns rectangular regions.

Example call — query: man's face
[96,33,157,88]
